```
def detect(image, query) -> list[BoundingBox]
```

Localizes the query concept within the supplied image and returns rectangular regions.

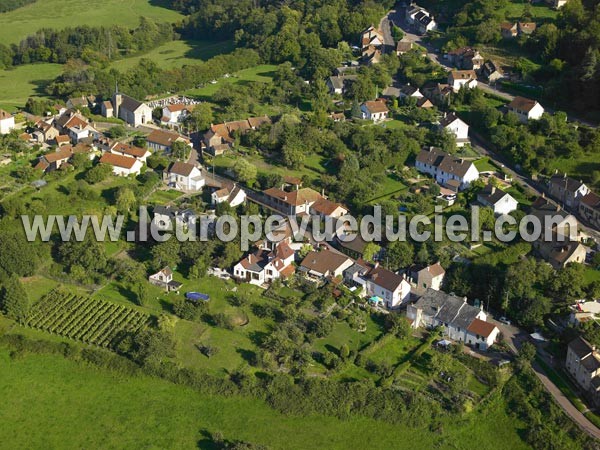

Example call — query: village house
[548,173,590,209]
[258,187,323,216]
[33,120,60,143]
[579,192,600,230]
[361,100,389,122]
[417,97,434,108]
[500,22,518,39]
[334,234,369,260]
[365,265,411,309]
[446,47,484,70]
[212,183,247,208]
[34,144,94,173]
[148,267,183,292]
[465,319,500,351]
[423,82,453,106]
[104,92,153,127]
[550,0,569,8]
[326,75,357,95]
[343,260,371,293]
[299,249,354,281]
[55,110,89,134]
[165,161,205,191]
[480,60,504,83]
[506,96,545,123]
[448,70,478,92]
[99,152,143,176]
[533,234,587,269]
[55,135,71,147]
[517,22,537,36]
[110,142,151,163]
[147,129,192,153]
[161,104,194,127]
[309,197,348,220]
[202,116,271,156]
[68,122,100,144]
[152,205,197,230]
[396,40,414,55]
[360,25,383,51]
[566,337,600,406]
[439,113,470,147]
[233,241,295,286]
[408,289,499,350]
[0,110,15,135]
[529,196,579,239]
[416,147,480,190]
[362,46,382,66]
[399,84,424,100]
[476,184,519,215]
[407,262,445,296]
[405,5,436,34]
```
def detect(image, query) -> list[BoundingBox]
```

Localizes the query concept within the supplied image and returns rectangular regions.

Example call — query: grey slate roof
[414,288,482,329]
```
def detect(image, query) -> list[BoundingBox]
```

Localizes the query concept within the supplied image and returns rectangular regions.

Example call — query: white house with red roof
[233,241,296,285]
[506,96,545,123]
[166,162,205,191]
[99,153,143,176]
[0,109,15,134]
[365,265,411,309]
[161,104,194,127]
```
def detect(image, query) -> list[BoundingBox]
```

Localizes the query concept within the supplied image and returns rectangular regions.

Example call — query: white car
[499,316,511,325]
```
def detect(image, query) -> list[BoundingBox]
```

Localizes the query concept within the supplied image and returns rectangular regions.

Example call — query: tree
[362,242,381,262]
[135,281,149,306]
[130,329,175,365]
[0,275,29,323]
[85,164,113,183]
[116,187,137,213]
[339,343,350,359]
[386,241,414,270]
[519,342,536,364]
[150,238,181,270]
[186,102,213,131]
[233,159,257,184]
[385,314,411,339]
[171,141,191,161]
[105,125,126,139]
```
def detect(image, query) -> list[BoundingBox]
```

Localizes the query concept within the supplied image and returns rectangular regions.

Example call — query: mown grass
[0,0,182,45]
[185,65,277,99]
[110,39,235,71]
[0,348,530,449]
[0,63,63,110]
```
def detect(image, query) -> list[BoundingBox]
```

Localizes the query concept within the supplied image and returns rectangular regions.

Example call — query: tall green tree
[0,275,29,323]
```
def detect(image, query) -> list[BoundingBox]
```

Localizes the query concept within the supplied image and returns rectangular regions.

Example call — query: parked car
[499,316,511,325]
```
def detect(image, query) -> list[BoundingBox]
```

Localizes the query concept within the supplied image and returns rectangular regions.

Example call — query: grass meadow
[0,0,182,44]
[0,63,63,111]
[0,348,530,450]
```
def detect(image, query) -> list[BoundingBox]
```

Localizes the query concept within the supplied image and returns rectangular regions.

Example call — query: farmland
[0,0,182,45]
[26,290,149,347]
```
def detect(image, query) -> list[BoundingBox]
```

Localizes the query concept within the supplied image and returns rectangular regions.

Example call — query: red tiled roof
[99,152,138,169]
[467,319,497,338]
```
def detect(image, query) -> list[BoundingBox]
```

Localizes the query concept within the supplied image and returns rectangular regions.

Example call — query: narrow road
[532,359,600,440]
[490,317,600,440]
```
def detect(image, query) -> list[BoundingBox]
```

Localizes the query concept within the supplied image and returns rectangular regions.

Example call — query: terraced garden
[26,289,150,346]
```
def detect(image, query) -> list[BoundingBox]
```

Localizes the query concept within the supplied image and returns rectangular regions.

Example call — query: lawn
[110,39,235,71]
[546,152,600,189]
[0,349,530,449]
[185,65,277,99]
[474,157,497,173]
[584,267,600,285]
[502,1,558,20]
[0,0,182,45]
[0,63,63,110]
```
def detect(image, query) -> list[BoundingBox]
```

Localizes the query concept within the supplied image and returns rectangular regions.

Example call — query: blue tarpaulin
[185,292,210,302]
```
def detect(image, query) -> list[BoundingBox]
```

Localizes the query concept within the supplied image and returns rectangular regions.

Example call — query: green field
[0,349,530,449]
[110,39,235,71]
[185,65,277,99]
[0,0,183,45]
[0,63,63,111]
